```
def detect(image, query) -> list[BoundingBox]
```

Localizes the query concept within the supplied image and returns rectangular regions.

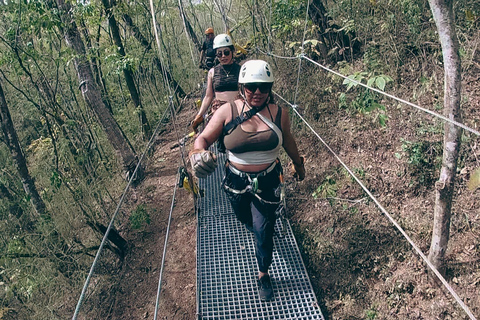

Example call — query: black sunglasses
[216,49,231,57]
[244,82,273,94]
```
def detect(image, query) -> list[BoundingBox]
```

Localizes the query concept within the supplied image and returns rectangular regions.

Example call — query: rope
[301,55,480,137]
[273,90,478,320]
[257,47,300,60]
[178,0,197,66]
[153,168,180,320]
[256,48,480,137]
[267,0,273,52]
[293,0,311,106]
[72,100,173,320]
[149,0,189,170]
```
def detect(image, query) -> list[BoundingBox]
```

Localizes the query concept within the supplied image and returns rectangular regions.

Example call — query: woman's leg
[251,202,276,273]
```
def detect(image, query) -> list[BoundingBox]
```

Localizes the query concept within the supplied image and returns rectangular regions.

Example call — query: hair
[215,45,235,53]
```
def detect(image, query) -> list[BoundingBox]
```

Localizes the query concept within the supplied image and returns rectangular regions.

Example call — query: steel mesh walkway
[196,149,324,320]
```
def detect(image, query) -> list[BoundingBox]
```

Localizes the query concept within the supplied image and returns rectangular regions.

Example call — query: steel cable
[274,90,478,320]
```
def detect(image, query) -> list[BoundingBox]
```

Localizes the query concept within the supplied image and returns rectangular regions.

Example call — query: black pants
[222,162,282,273]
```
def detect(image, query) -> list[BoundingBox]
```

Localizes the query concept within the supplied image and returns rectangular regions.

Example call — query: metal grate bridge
[196,149,324,320]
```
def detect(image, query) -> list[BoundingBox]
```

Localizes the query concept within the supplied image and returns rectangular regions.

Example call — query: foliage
[312,175,338,200]
[339,72,391,126]
[129,204,151,230]
[399,138,442,186]
[271,0,308,39]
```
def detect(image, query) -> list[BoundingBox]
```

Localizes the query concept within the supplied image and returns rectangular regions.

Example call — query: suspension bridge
[69,0,480,319]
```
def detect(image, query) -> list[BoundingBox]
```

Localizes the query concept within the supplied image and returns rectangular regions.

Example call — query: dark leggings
[222,163,282,273]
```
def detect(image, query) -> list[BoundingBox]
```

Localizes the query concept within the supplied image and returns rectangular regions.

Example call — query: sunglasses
[244,82,273,94]
[216,49,231,57]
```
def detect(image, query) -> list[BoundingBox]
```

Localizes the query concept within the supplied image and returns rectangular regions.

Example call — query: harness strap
[223,159,282,205]
[226,159,278,178]
[222,104,258,136]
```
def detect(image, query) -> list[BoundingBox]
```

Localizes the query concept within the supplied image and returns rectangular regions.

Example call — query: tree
[178,0,201,51]
[0,80,46,217]
[427,0,463,275]
[308,0,360,61]
[101,0,152,139]
[56,0,139,177]
[122,13,186,98]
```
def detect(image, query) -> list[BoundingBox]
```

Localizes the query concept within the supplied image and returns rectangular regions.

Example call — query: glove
[191,115,204,133]
[291,156,305,181]
[189,149,217,178]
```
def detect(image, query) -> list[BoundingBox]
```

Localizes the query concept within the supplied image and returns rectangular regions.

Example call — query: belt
[226,159,278,178]
[223,159,282,205]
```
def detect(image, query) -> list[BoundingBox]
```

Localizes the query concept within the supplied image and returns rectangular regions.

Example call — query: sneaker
[258,274,274,301]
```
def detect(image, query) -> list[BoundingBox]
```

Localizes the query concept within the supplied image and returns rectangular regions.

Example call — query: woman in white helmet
[190,60,305,302]
[191,34,241,132]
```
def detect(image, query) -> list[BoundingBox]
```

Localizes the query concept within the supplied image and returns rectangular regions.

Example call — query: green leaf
[376,77,386,91]
[367,77,376,88]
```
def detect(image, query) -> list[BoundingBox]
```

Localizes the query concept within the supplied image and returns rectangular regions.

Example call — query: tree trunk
[122,13,186,98]
[56,0,138,175]
[79,17,114,114]
[101,0,151,139]
[308,0,360,61]
[178,0,201,51]
[0,81,46,217]
[427,0,463,276]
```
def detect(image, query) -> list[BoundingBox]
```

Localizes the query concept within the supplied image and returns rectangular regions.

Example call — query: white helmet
[213,34,233,49]
[239,60,274,83]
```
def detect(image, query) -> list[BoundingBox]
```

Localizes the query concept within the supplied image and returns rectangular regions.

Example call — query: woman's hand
[291,156,305,181]
[191,115,204,133]
[189,149,217,178]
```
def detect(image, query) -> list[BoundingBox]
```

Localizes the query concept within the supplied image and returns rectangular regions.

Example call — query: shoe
[258,274,274,301]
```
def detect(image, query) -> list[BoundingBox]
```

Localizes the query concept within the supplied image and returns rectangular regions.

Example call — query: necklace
[222,64,232,77]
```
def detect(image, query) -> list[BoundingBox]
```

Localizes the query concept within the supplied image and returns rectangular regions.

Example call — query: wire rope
[256,47,300,60]
[267,0,273,53]
[273,90,478,320]
[301,55,480,137]
[179,0,197,66]
[149,0,189,170]
[72,99,173,320]
[293,0,311,106]
[153,168,180,320]
[256,47,480,136]
[148,1,199,316]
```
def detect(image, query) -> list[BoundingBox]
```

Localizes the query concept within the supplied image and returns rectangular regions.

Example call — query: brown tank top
[213,63,241,92]
[223,103,282,153]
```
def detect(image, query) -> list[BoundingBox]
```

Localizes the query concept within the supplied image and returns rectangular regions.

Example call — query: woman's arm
[281,107,303,165]
[197,68,215,117]
[281,107,305,180]
[193,102,231,150]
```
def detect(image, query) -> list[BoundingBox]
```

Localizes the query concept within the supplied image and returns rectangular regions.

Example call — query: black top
[213,63,241,92]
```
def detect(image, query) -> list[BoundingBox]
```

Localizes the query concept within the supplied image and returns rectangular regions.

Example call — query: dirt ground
[89,60,480,320]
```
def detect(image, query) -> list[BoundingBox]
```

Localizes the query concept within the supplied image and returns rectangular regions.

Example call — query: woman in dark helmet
[189,60,305,302]
[191,34,241,132]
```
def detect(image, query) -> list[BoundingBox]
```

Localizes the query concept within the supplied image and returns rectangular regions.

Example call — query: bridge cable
[72,96,174,320]
[153,168,180,320]
[149,0,189,170]
[267,0,273,53]
[178,0,197,66]
[256,47,480,137]
[273,90,478,320]
[148,1,199,316]
[301,55,480,137]
[293,0,311,106]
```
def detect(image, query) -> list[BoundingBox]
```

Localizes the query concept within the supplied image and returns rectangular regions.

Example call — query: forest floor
[95,58,479,320]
